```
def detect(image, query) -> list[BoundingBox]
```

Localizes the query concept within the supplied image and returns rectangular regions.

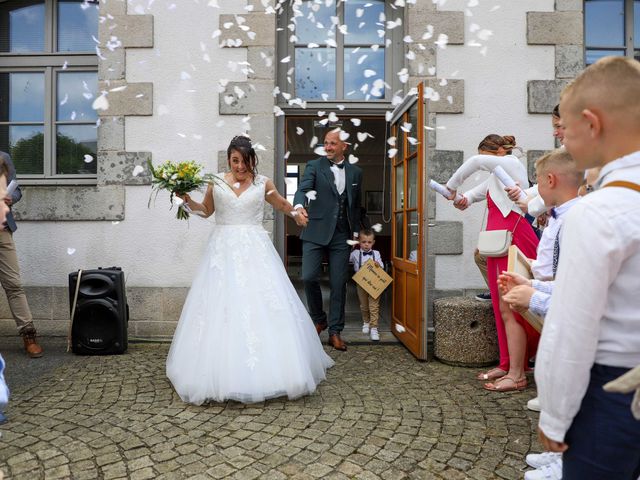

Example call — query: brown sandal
[483,376,528,392]
[476,367,507,381]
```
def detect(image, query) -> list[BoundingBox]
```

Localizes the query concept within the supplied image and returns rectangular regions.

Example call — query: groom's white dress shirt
[536,151,640,442]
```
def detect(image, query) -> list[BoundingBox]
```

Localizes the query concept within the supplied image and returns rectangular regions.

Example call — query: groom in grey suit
[293,129,362,351]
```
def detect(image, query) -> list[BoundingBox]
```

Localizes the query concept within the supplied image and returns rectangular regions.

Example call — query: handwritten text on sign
[352,258,393,299]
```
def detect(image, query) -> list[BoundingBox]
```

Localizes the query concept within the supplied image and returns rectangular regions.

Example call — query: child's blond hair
[535,148,584,188]
[561,57,640,126]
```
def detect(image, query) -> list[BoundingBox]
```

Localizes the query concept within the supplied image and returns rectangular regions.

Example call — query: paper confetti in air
[67,248,76,255]
[83,154,94,163]
[372,224,382,233]
[132,165,144,177]
[305,190,317,201]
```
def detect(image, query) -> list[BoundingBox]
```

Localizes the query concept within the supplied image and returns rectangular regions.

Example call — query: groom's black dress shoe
[315,322,328,335]
[328,334,347,351]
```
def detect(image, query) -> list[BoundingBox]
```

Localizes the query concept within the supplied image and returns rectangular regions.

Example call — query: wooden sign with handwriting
[352,259,393,299]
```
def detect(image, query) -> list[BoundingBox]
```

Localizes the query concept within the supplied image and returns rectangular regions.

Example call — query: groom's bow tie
[362,250,373,256]
[330,161,345,169]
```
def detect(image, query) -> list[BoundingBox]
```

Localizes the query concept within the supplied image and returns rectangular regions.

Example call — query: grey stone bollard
[433,297,499,367]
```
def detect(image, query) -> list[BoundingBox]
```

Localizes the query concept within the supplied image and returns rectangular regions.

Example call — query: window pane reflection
[0,125,45,174]
[0,73,45,122]
[295,48,336,99]
[395,163,404,210]
[57,72,98,121]
[56,125,97,175]
[395,213,404,258]
[407,158,417,208]
[585,0,625,47]
[585,49,625,65]
[58,0,99,52]
[293,0,336,45]
[0,1,45,53]
[407,211,418,261]
[344,48,385,99]
[345,0,385,45]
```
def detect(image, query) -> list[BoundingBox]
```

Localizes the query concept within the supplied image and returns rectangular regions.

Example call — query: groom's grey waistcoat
[293,157,362,246]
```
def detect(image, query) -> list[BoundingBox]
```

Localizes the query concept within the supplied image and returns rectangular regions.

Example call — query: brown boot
[22,332,43,358]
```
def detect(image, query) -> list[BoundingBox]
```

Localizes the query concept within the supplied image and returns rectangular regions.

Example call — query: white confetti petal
[305,190,317,201]
[60,94,68,106]
[296,127,304,135]
[92,94,109,111]
[357,132,369,142]
[348,154,359,164]
[395,324,406,333]
[233,182,241,189]
[82,92,93,100]
[83,154,94,163]
[363,69,376,78]
[132,165,144,177]
[387,136,397,146]
[346,239,359,246]
[314,146,327,156]
[67,247,76,255]
[280,56,291,63]
[267,189,275,195]
[339,130,350,141]
[350,118,361,127]
[309,136,318,148]
[388,148,398,158]
[372,223,382,232]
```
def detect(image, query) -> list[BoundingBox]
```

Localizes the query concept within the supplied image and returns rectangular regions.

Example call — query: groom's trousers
[301,228,350,335]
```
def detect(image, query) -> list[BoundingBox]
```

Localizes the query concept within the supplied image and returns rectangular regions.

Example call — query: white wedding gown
[166,174,334,405]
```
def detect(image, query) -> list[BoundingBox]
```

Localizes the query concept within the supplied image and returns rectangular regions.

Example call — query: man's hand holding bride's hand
[294,207,308,227]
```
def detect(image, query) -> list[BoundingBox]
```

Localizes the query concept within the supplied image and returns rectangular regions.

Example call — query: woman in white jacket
[446,134,540,392]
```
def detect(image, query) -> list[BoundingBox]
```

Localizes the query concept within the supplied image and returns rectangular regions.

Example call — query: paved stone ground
[0,343,542,480]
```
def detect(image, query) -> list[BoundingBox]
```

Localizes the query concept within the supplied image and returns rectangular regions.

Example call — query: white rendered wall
[434,0,557,290]
[16,0,249,287]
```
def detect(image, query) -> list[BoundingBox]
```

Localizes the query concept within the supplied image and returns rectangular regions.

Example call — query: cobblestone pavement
[0,344,542,480]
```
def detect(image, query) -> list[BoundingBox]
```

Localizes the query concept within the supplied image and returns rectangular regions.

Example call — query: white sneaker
[370,327,380,341]
[524,458,563,480]
[527,396,541,412]
[362,323,370,334]
[525,451,562,469]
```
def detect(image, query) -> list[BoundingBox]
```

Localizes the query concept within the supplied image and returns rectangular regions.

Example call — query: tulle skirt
[166,224,334,405]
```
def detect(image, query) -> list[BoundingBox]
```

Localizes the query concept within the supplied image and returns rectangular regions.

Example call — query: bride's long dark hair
[227,135,259,180]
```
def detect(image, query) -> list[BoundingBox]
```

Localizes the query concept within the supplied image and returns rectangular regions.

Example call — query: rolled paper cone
[428,179,463,202]
[493,166,527,200]
[6,180,17,197]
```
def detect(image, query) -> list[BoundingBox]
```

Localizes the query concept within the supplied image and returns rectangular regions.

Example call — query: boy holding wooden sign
[350,229,386,341]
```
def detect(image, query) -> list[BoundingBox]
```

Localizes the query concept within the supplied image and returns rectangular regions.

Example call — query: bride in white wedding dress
[166,135,334,405]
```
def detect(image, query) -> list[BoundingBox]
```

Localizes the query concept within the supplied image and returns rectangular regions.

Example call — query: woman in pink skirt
[446,135,540,392]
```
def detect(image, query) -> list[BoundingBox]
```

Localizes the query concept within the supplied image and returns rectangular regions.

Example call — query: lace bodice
[213,173,266,225]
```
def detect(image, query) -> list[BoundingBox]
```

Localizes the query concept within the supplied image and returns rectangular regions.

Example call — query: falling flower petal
[92,94,109,111]
[267,190,275,195]
[296,127,304,135]
[350,118,361,127]
[388,148,398,158]
[83,154,94,163]
[67,248,76,255]
[306,190,317,201]
[348,154,359,164]
[372,223,382,233]
[233,182,241,189]
[314,146,327,156]
[346,239,359,246]
[395,324,406,333]
[132,165,144,177]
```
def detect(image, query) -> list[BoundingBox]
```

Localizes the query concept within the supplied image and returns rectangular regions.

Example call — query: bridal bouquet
[148,159,216,220]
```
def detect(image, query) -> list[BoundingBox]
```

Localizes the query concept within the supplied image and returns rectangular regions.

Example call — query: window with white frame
[280,0,402,104]
[585,0,640,64]
[0,0,99,181]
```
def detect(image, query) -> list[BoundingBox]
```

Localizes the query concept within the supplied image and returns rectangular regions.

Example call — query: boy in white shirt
[535,56,640,480]
[350,229,384,341]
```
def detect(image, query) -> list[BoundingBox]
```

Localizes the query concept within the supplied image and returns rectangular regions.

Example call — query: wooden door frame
[388,83,429,360]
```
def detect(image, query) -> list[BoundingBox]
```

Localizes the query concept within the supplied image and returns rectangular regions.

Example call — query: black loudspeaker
[69,267,129,355]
